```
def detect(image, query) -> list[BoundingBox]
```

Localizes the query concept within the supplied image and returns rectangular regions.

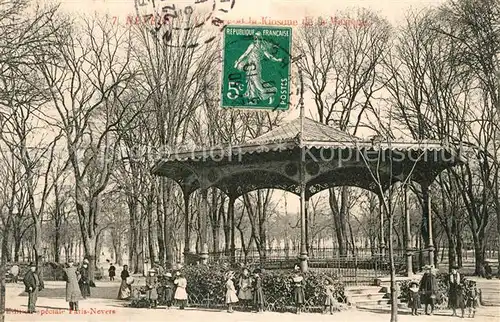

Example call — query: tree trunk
[33,217,42,266]
[329,188,349,256]
[156,182,165,264]
[473,239,486,276]
[222,207,230,255]
[1,224,10,264]
[147,197,156,264]
[0,248,6,322]
[128,199,139,272]
[162,179,174,267]
[14,238,21,263]
[388,208,398,322]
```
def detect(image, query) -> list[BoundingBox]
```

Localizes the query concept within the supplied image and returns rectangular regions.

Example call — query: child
[163,272,174,309]
[173,271,188,309]
[323,277,336,314]
[145,269,158,308]
[291,264,305,314]
[238,268,253,310]
[252,268,265,313]
[225,271,239,313]
[465,281,479,318]
[408,281,421,315]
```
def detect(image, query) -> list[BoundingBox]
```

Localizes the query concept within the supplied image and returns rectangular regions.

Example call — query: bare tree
[34,14,139,280]
[295,9,392,255]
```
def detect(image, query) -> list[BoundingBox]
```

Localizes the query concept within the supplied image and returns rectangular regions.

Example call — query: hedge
[130,264,346,312]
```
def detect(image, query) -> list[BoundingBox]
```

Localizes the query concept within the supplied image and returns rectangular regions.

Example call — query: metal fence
[205,247,417,286]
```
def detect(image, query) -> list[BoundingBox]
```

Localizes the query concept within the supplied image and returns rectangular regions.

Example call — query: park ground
[3,280,500,322]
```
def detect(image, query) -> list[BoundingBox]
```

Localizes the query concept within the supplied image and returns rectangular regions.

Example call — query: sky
[56,0,445,24]
[48,0,447,212]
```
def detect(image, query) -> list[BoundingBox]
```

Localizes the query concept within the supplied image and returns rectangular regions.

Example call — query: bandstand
[151,117,462,275]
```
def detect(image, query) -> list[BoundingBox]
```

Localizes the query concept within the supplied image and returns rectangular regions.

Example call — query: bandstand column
[305,197,310,253]
[378,195,386,258]
[199,189,209,264]
[183,194,190,263]
[404,184,413,277]
[228,196,236,263]
[422,184,435,267]
[299,184,308,272]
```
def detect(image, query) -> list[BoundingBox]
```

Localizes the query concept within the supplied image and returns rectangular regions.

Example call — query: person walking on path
[252,268,265,313]
[63,259,82,311]
[225,271,239,313]
[108,263,116,281]
[291,264,305,315]
[238,268,253,310]
[419,265,438,315]
[23,262,43,314]
[78,260,91,299]
[118,265,131,300]
[449,265,465,317]
[173,271,188,309]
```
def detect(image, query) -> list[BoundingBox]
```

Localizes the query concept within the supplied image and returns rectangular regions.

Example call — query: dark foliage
[131,264,346,312]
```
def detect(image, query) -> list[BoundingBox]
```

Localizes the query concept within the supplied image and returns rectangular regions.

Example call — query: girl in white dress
[173,271,188,309]
[225,271,238,313]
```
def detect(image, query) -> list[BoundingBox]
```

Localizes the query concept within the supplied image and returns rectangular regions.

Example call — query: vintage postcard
[0,0,499,321]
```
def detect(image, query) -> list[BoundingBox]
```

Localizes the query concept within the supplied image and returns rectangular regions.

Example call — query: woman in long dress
[78,260,91,299]
[146,269,159,308]
[238,268,253,309]
[449,266,465,317]
[173,271,188,309]
[63,260,82,311]
[117,265,131,300]
[252,268,265,313]
[419,265,437,315]
[225,271,238,313]
[291,264,305,314]
[233,32,283,105]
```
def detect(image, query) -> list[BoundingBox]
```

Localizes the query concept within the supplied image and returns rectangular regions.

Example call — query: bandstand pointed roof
[151,117,462,199]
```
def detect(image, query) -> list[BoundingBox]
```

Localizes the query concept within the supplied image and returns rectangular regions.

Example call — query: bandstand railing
[204,247,415,286]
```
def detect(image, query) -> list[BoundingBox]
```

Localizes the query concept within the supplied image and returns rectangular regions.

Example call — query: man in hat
[419,265,437,315]
[23,262,44,313]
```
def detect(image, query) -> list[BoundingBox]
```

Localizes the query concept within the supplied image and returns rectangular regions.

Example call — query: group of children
[141,264,340,314]
[408,279,479,318]
[143,270,188,309]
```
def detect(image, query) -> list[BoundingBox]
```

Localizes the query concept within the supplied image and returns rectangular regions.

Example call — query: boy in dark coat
[23,262,44,313]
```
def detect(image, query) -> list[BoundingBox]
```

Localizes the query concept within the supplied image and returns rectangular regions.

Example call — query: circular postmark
[134,0,236,48]
[221,26,296,111]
